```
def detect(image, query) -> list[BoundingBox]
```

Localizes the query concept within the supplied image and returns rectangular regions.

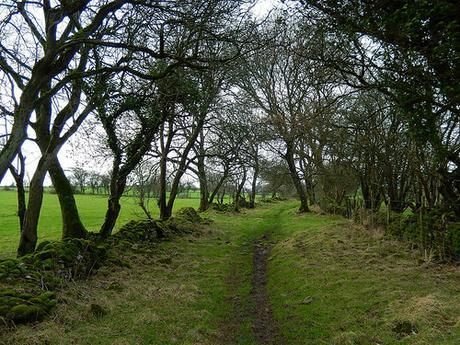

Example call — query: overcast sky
[0,0,277,187]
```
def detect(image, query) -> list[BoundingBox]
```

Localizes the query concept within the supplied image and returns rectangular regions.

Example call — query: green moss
[31,291,55,304]
[39,258,56,270]
[0,288,57,324]
[8,304,42,322]
[34,248,58,260]
[0,296,25,307]
[115,220,159,242]
[209,203,234,212]
[176,207,202,223]
[36,240,52,252]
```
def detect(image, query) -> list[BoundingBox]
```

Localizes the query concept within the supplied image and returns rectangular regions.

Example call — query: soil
[251,234,285,345]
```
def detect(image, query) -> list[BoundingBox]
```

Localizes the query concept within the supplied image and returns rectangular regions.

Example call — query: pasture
[0,190,199,257]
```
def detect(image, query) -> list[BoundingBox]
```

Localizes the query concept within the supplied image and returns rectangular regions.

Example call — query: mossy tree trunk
[100,160,126,237]
[48,156,87,239]
[100,194,123,238]
[33,79,89,240]
[196,139,210,212]
[17,156,48,256]
[97,95,165,236]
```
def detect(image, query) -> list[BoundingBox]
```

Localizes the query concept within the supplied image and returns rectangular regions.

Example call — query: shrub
[382,208,460,261]
[319,198,349,217]
[445,222,460,259]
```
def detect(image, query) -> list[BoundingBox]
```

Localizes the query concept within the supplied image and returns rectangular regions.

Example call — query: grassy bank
[267,204,460,344]
[2,201,460,344]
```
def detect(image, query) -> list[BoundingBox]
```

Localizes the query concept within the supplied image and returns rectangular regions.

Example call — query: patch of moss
[114,220,160,243]
[0,289,57,323]
[8,304,42,322]
[0,237,110,325]
[209,203,234,212]
[176,207,203,223]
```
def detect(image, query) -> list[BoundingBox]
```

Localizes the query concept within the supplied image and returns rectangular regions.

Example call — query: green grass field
[4,200,460,344]
[0,190,200,256]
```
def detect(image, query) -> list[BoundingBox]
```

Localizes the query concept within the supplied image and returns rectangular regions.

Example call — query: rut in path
[251,234,285,345]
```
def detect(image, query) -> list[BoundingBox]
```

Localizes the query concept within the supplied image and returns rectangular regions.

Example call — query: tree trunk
[284,145,309,212]
[0,82,41,182]
[164,115,206,219]
[299,157,317,205]
[197,154,209,211]
[305,179,316,205]
[100,178,126,237]
[9,152,26,233]
[199,186,209,212]
[48,156,87,239]
[234,168,247,212]
[17,157,48,256]
[100,195,122,237]
[219,187,226,204]
[158,153,170,220]
[360,177,382,212]
[249,165,259,208]
[208,167,229,205]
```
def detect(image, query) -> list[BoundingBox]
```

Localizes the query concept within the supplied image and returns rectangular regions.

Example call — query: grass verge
[268,203,460,344]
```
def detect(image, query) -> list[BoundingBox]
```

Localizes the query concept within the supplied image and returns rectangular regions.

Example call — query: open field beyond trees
[0,190,200,257]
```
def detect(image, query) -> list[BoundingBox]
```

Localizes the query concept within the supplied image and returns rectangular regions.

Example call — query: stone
[301,296,314,305]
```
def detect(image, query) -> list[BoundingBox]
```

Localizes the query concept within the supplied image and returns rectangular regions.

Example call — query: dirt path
[251,234,285,345]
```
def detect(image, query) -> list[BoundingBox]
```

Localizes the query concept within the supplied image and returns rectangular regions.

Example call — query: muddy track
[251,234,285,345]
